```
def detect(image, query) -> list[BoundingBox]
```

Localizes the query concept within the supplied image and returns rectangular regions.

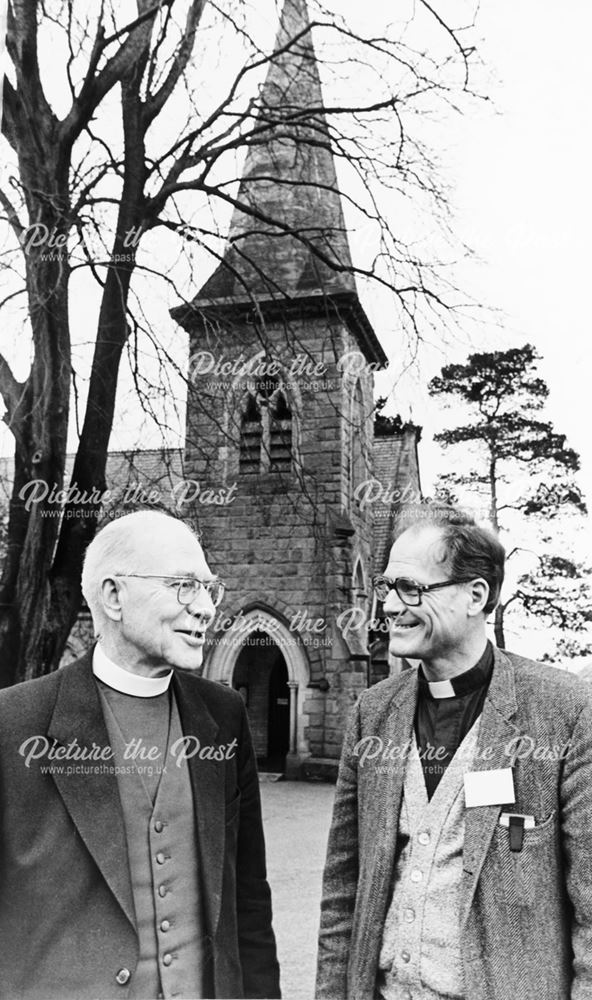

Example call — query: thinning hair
[401,504,505,616]
[81,510,199,629]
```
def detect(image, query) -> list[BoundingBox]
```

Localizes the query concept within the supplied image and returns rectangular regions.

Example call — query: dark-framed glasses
[373,575,475,607]
[115,574,225,607]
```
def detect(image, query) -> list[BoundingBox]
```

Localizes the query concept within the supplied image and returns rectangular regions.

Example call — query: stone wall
[186,313,376,763]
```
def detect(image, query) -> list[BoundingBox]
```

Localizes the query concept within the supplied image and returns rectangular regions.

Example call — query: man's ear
[466,578,490,617]
[100,577,123,622]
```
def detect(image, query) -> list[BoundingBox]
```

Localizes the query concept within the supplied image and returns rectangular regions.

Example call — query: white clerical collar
[93,643,172,698]
[417,642,493,700]
[426,678,456,699]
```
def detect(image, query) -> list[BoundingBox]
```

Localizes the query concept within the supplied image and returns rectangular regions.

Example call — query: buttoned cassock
[99,687,208,998]
[0,651,281,1000]
[316,648,592,1000]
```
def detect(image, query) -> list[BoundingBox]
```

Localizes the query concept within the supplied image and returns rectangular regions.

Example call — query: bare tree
[0,0,480,684]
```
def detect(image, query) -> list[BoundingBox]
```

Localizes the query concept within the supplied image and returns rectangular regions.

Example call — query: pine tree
[429,344,590,652]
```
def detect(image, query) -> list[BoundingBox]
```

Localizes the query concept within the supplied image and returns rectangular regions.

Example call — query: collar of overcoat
[46,649,225,934]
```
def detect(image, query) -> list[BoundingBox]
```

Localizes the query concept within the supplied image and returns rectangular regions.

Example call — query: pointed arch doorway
[204,609,311,776]
[233,630,290,771]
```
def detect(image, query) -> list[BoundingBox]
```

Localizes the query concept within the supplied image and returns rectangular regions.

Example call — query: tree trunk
[39,75,148,676]
[0,97,145,682]
[494,603,505,649]
[42,255,139,676]
[487,438,506,646]
[488,448,499,532]
[0,173,71,685]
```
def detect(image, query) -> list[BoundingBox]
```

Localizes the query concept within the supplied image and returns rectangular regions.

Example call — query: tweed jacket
[0,652,281,1000]
[316,647,592,1000]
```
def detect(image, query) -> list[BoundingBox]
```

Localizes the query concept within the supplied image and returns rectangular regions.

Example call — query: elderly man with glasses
[316,505,592,1000]
[0,510,280,1000]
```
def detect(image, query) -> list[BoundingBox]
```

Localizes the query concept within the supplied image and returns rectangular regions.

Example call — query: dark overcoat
[0,652,281,1000]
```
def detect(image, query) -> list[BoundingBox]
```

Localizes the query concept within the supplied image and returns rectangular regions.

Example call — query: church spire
[274,0,314,51]
[195,0,356,303]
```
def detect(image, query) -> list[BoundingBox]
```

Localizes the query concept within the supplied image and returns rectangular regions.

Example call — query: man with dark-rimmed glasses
[0,510,280,1000]
[317,504,592,1000]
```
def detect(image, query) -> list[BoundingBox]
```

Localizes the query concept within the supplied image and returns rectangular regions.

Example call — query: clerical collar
[93,643,172,698]
[418,641,493,700]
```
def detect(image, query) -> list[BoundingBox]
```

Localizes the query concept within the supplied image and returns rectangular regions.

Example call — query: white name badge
[464,767,516,808]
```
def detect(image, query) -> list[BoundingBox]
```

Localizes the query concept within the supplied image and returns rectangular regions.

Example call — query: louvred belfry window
[237,378,294,475]
[239,393,262,473]
[269,390,292,473]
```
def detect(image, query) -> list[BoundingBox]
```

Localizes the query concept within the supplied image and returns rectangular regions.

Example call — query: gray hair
[81,510,199,629]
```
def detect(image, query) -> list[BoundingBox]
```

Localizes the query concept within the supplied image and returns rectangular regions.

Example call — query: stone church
[0,0,421,777]
[169,0,422,777]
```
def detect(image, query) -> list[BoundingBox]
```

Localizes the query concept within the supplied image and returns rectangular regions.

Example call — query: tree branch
[143,0,206,126]
[59,1,164,150]
[0,353,25,422]
[0,186,25,241]
[6,0,56,128]
[418,0,473,88]
[0,78,19,150]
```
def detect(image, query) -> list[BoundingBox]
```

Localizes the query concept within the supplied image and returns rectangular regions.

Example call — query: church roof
[199,0,354,301]
[172,0,387,367]
[372,424,422,576]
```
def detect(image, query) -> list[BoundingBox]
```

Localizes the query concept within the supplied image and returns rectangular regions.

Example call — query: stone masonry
[169,0,422,776]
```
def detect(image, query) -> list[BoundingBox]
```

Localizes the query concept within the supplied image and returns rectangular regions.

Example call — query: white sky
[1,0,591,512]
[377,0,592,655]
[386,0,592,509]
[0,0,590,658]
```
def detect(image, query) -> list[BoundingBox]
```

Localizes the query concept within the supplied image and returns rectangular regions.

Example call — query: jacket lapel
[356,668,418,995]
[366,668,418,871]
[381,667,418,835]
[460,646,524,926]
[46,653,135,929]
[173,674,224,935]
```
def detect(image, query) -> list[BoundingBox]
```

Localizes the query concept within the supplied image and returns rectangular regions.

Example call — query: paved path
[260,781,335,1000]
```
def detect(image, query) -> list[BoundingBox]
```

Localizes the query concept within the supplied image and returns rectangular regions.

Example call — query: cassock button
[162,953,173,967]
[158,885,168,898]
[154,820,164,833]
[115,968,131,986]
[401,950,411,963]
[156,852,166,865]
[418,831,430,845]
[160,919,171,932]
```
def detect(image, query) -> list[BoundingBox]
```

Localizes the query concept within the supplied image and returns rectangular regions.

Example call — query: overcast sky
[377,0,592,510]
[1,0,590,509]
[1,0,590,659]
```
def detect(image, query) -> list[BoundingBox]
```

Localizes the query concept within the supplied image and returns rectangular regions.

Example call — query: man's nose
[185,590,216,625]
[383,589,405,617]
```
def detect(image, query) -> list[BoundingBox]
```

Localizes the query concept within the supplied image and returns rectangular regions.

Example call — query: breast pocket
[492,810,559,907]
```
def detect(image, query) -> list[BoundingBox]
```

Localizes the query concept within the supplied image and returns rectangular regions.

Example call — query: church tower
[171,0,401,777]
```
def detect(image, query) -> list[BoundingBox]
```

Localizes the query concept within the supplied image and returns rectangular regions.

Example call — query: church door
[232,630,290,772]
[267,658,290,767]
